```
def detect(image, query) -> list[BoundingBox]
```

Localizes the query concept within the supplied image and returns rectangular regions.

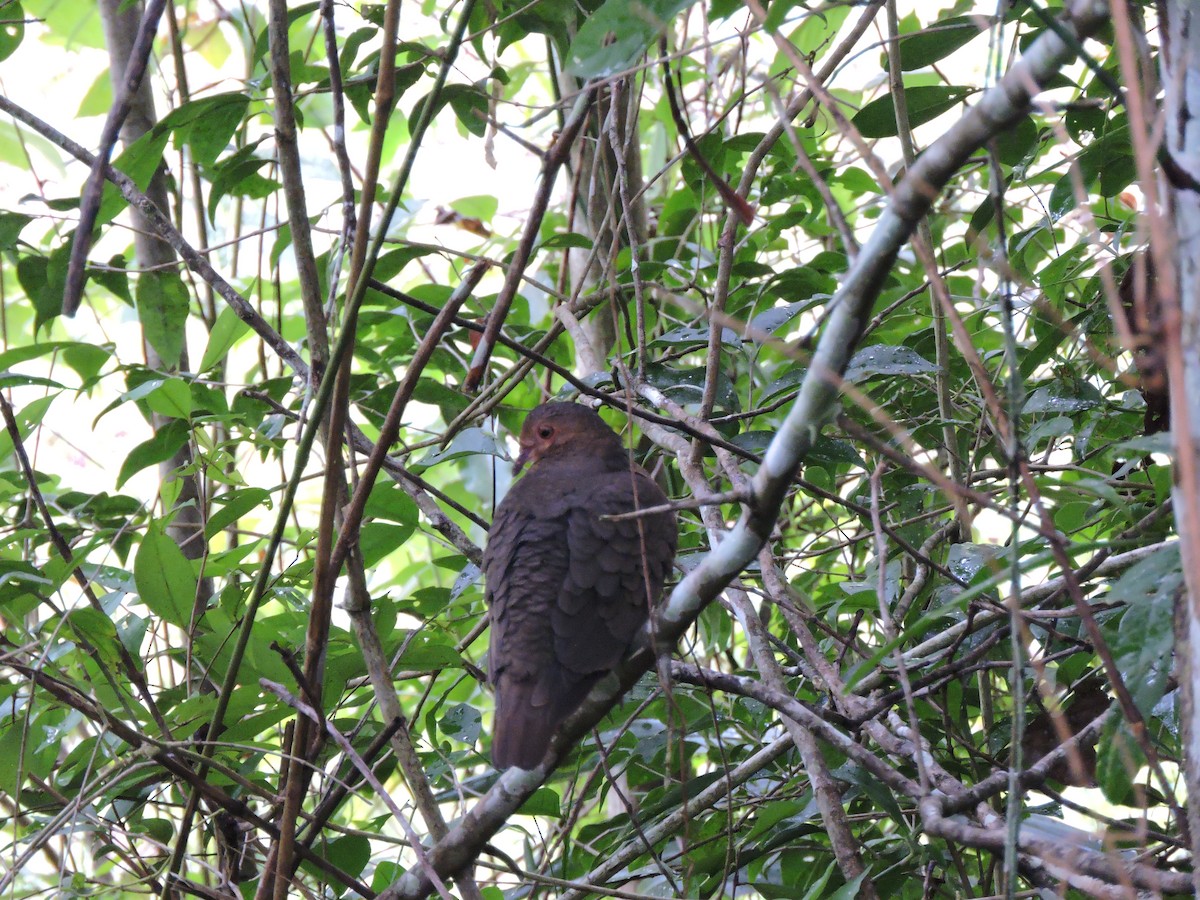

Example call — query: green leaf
[0,395,55,466]
[537,232,593,251]
[1023,380,1103,414]
[655,324,742,349]
[373,246,438,282]
[116,420,190,488]
[409,379,471,422]
[248,1,321,70]
[845,344,938,381]
[206,487,272,538]
[0,2,25,63]
[449,194,498,221]
[199,306,251,373]
[1096,716,1143,806]
[761,0,800,32]
[96,376,167,426]
[16,248,69,332]
[412,427,507,471]
[136,270,191,369]
[440,702,481,744]
[159,92,250,166]
[1048,124,1133,219]
[644,362,739,413]
[0,119,63,174]
[88,255,133,305]
[76,69,113,118]
[786,4,849,53]
[828,870,869,900]
[65,607,124,668]
[798,859,836,900]
[62,343,112,387]
[896,17,987,70]
[0,211,32,249]
[144,378,194,420]
[967,196,994,239]
[395,634,462,672]
[1047,171,1078,221]
[371,863,405,895]
[448,85,489,137]
[410,84,490,139]
[322,835,371,879]
[853,85,974,139]
[0,372,62,390]
[363,484,419,525]
[0,560,52,617]
[1108,544,1181,716]
[0,722,26,796]
[995,116,1039,167]
[346,60,425,124]
[360,521,418,567]
[516,787,561,817]
[1112,433,1174,458]
[208,146,278,223]
[134,521,199,628]
[565,0,698,78]
[22,0,105,50]
[808,436,866,469]
[749,300,806,335]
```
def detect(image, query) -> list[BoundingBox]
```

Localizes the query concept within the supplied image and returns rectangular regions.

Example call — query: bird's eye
[538,425,554,439]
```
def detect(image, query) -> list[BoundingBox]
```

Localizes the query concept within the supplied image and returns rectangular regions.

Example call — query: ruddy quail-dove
[484,403,677,769]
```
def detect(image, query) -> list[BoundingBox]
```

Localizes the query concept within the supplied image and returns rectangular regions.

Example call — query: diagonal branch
[63,0,169,316]
[463,85,597,391]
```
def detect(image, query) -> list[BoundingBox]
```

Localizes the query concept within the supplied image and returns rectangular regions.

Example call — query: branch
[557,735,793,899]
[266,0,329,370]
[64,0,169,316]
[920,795,1193,895]
[463,85,597,391]
[0,96,309,378]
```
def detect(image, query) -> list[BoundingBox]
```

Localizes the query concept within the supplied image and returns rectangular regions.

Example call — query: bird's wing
[483,494,569,691]
[484,484,578,767]
[552,471,676,675]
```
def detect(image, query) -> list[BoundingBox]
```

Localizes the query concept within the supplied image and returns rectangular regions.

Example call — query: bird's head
[512,402,622,474]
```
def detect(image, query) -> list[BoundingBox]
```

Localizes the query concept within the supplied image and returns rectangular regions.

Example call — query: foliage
[0,1,1190,898]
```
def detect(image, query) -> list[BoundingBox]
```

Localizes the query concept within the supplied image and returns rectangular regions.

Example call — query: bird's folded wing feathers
[552,472,674,675]
[484,504,568,683]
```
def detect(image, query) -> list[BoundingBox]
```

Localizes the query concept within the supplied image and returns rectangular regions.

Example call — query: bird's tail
[491,673,597,769]
[491,681,559,770]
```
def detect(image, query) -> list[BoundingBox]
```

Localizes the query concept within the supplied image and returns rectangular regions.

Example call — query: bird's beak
[512,443,533,476]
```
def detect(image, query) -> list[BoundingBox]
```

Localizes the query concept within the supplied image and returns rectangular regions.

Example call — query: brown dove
[484,402,677,769]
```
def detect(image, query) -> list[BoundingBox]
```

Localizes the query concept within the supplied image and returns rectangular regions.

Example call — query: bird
[483,402,677,770]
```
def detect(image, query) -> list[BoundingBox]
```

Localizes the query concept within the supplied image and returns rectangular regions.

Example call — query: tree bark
[559,64,647,377]
[1161,1,1200,888]
[98,0,208,581]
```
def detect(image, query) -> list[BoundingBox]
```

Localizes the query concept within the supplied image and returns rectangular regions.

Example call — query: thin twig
[64,0,169,316]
